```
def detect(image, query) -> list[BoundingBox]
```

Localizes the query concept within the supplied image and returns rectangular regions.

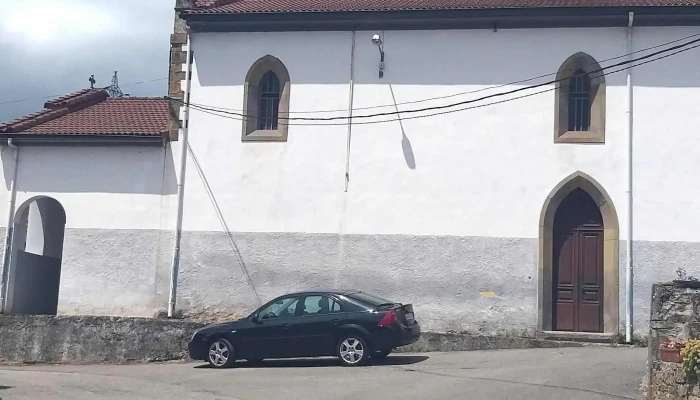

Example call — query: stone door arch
[538,172,619,334]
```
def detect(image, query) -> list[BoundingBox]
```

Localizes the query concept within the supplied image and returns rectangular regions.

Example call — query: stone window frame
[554,53,606,144]
[241,55,291,142]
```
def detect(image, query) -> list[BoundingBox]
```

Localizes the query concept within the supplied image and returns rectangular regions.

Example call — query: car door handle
[282,323,290,329]
[332,319,340,325]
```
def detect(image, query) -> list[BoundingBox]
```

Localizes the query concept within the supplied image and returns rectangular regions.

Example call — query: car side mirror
[252,313,261,323]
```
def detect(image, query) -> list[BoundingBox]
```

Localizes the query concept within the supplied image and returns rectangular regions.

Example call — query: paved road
[0,347,645,400]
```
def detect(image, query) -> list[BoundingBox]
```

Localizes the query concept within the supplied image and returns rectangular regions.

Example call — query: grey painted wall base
[2,227,699,338]
[0,315,203,364]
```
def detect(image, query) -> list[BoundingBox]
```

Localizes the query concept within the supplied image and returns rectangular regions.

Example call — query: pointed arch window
[568,69,591,132]
[554,53,606,143]
[242,55,291,142]
[258,71,280,131]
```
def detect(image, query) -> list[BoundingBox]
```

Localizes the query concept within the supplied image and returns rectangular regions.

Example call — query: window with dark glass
[258,71,280,130]
[567,69,591,132]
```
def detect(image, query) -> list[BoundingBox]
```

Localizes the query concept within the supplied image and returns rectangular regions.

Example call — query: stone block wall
[648,283,700,399]
[0,315,205,364]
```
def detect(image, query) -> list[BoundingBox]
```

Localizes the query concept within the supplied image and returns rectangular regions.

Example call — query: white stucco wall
[176,26,700,333]
[183,26,700,242]
[0,25,698,336]
[0,145,175,317]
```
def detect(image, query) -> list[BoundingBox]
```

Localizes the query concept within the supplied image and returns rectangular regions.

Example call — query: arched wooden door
[553,188,604,332]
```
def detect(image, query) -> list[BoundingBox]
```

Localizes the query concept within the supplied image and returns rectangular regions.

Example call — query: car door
[295,295,346,357]
[238,295,301,359]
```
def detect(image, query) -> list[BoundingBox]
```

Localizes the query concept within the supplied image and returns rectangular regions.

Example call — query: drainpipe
[344,31,356,192]
[0,139,19,313]
[625,11,635,344]
[168,34,193,318]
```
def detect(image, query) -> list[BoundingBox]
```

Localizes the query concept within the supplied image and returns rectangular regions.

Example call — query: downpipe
[0,139,19,313]
[168,34,193,318]
[625,11,635,344]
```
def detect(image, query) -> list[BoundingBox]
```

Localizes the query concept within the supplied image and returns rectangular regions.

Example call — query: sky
[0,0,174,122]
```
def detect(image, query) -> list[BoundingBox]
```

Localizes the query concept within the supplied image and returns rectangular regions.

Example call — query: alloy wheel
[209,340,230,367]
[339,337,365,365]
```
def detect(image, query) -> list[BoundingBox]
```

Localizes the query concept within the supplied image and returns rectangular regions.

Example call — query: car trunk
[393,303,416,325]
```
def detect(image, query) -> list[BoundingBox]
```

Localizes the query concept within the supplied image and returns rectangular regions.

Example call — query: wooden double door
[553,188,604,333]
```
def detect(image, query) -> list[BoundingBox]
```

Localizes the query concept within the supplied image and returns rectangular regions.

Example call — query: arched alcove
[4,196,66,315]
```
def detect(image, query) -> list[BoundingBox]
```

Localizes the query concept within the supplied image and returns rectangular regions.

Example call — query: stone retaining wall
[648,283,700,399]
[0,315,204,364]
[0,315,593,364]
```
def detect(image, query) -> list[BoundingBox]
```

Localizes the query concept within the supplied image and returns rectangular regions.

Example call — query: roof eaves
[0,133,167,146]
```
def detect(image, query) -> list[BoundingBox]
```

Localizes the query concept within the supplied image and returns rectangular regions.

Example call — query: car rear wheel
[337,335,369,367]
[371,349,392,359]
[207,338,236,368]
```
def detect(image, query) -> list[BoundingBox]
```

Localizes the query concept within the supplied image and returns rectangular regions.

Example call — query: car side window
[301,295,342,316]
[258,296,299,320]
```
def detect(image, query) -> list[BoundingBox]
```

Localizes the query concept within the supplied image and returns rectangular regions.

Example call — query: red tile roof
[189,0,700,14]
[0,89,169,138]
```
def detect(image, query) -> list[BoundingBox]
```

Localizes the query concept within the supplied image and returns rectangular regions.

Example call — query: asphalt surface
[0,347,645,400]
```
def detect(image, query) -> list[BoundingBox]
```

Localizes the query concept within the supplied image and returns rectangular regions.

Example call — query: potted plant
[673,268,700,289]
[661,339,685,363]
[682,339,700,376]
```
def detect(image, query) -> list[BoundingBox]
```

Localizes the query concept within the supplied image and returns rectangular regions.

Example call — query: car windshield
[346,291,397,307]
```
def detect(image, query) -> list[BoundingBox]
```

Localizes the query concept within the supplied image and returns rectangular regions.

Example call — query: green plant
[681,339,700,375]
[676,267,698,282]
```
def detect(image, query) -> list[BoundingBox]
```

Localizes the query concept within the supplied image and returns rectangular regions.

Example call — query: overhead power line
[0,77,168,106]
[171,35,700,125]
[2,31,699,112]
[178,40,700,127]
[177,31,700,115]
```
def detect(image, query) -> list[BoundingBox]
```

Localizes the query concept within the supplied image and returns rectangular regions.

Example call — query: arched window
[258,71,280,131]
[554,53,605,143]
[567,69,591,132]
[242,55,291,142]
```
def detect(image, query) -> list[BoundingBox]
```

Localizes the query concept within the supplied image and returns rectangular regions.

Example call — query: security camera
[371,34,382,45]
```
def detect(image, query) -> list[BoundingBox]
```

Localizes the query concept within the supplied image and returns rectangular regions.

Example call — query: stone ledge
[535,331,616,344]
[395,332,600,353]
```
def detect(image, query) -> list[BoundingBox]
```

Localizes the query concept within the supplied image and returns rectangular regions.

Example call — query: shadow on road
[193,355,429,369]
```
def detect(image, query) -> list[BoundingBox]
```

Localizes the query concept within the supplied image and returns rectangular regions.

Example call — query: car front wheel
[207,338,236,368]
[337,335,369,367]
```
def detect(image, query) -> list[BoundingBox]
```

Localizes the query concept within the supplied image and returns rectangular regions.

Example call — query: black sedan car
[188,290,420,368]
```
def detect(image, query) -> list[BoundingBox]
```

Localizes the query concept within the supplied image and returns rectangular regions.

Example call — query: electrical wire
[179,41,700,127]
[172,36,700,124]
[177,31,700,115]
[2,31,698,111]
[0,77,168,106]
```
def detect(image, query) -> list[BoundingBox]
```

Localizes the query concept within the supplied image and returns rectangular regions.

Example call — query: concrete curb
[395,332,600,353]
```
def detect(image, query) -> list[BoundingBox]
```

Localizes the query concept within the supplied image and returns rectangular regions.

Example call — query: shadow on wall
[194,29,700,88]
[0,146,177,195]
[389,84,416,170]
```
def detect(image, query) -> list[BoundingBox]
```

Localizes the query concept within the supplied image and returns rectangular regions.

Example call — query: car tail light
[378,309,399,326]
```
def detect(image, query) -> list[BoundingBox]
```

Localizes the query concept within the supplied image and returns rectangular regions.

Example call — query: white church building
[2,0,700,340]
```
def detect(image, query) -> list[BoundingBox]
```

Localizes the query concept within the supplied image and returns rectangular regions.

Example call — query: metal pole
[625,11,635,343]
[344,31,356,192]
[0,139,19,313]
[168,34,193,318]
